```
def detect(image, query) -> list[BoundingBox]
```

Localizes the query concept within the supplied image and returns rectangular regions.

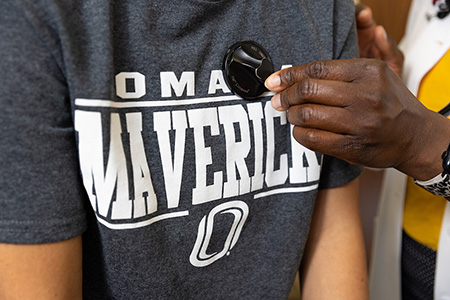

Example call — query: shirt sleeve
[0,1,87,244]
[318,0,364,189]
[333,0,359,60]
[319,155,363,189]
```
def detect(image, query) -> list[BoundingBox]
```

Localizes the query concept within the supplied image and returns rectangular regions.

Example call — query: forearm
[300,179,368,300]
[0,236,83,300]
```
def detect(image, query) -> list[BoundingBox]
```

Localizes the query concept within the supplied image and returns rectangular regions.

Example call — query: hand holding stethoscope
[223,40,450,119]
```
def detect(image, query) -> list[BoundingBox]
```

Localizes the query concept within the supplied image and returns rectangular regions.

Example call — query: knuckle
[366,90,389,116]
[298,79,319,98]
[336,136,365,161]
[280,68,297,87]
[364,88,384,108]
[292,106,314,126]
[306,61,327,78]
[303,129,322,149]
[345,136,366,153]
[357,60,389,106]
[292,127,321,150]
[362,58,389,76]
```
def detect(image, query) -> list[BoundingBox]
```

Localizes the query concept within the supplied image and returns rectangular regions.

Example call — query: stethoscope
[223,40,273,100]
[439,103,450,117]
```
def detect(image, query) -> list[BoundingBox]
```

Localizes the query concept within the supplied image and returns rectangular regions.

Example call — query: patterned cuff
[414,173,450,198]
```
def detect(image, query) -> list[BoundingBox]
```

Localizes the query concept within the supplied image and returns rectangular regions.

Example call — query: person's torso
[23,0,357,298]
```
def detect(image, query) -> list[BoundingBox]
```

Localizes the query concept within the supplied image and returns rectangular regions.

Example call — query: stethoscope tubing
[439,102,450,118]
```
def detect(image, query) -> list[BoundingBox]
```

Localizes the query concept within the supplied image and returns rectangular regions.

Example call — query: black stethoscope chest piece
[223,40,274,100]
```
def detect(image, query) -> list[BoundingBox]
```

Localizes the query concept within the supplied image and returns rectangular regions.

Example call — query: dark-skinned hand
[355,3,404,77]
[264,58,450,181]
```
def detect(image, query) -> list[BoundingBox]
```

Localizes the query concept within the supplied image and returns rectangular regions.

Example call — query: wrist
[412,113,450,197]
[396,111,450,181]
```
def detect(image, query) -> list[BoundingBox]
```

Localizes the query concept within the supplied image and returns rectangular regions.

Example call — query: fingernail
[358,8,370,20]
[265,74,281,90]
[271,94,282,110]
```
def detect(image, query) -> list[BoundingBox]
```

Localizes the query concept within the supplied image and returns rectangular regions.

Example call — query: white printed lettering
[247,103,265,191]
[264,102,288,187]
[189,108,223,205]
[160,71,195,97]
[208,70,231,94]
[126,113,158,218]
[218,105,251,197]
[75,111,131,219]
[154,110,188,208]
[289,124,321,183]
[115,72,146,99]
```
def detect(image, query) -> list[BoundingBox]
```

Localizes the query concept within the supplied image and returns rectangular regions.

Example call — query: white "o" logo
[189,201,249,267]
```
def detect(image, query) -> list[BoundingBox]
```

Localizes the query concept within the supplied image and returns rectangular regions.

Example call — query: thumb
[374,25,404,76]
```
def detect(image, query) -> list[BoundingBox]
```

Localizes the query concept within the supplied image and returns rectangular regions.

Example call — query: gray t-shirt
[0,0,362,299]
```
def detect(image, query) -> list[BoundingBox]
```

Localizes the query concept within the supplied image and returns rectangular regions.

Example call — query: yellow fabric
[403,49,450,251]
[403,178,447,250]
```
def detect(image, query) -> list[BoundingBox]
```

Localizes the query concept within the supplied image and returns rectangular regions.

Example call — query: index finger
[265,59,362,93]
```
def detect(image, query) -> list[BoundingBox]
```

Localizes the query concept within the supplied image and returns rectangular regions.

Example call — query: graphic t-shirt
[0,0,361,299]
